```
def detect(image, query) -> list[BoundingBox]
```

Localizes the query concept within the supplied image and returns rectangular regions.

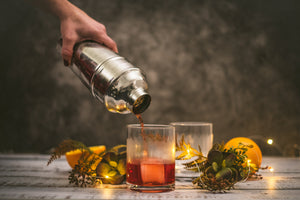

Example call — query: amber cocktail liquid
[127,159,175,186]
[126,124,175,192]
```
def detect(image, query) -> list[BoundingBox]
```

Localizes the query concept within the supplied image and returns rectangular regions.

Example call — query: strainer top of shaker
[130,89,151,114]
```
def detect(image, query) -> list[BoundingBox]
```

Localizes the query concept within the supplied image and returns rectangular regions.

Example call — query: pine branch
[68,155,99,187]
[47,140,127,187]
[109,145,127,154]
[47,139,89,166]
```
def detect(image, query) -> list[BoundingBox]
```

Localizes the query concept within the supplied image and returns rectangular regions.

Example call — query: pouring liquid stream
[135,114,145,137]
[135,114,147,153]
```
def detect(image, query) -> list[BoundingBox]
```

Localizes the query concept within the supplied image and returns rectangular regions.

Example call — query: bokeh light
[267,139,273,145]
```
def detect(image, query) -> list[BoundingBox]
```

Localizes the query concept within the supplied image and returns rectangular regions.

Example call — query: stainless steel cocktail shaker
[70,41,151,114]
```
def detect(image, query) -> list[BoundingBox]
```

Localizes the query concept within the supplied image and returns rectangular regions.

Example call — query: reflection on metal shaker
[70,41,151,114]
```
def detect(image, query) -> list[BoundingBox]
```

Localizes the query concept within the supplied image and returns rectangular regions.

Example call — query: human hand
[27,0,118,66]
[60,5,118,66]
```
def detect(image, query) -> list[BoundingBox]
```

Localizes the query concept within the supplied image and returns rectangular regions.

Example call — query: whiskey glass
[126,124,175,192]
[171,122,213,178]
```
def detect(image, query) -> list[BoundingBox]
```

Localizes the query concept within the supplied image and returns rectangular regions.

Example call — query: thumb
[61,38,76,66]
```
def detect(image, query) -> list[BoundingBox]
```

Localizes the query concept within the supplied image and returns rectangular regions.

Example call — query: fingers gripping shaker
[70,41,151,114]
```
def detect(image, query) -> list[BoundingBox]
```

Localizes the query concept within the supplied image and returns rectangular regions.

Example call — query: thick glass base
[127,183,175,193]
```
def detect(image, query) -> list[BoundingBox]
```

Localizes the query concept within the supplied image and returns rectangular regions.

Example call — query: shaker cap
[128,88,151,114]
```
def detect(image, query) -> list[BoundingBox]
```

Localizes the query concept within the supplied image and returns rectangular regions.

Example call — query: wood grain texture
[0,154,299,199]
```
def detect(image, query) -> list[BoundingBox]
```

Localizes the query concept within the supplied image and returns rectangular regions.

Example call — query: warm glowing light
[247,159,251,166]
[267,139,273,145]
[187,148,190,154]
[105,175,109,179]
[102,188,113,198]
[267,176,277,190]
[269,167,274,172]
[172,147,176,154]
[186,148,192,159]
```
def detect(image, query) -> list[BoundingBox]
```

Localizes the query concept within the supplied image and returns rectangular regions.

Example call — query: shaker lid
[129,88,151,114]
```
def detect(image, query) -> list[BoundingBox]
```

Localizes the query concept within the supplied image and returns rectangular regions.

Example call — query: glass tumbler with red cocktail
[126,124,175,192]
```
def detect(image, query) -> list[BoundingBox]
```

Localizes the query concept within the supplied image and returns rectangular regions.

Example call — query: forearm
[26,0,118,64]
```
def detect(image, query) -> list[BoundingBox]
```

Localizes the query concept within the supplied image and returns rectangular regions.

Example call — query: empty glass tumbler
[170,122,213,178]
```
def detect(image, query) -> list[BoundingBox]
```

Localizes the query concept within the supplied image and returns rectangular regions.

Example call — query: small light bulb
[247,159,251,166]
[105,175,109,179]
[187,148,190,154]
[267,139,273,145]
[269,167,274,172]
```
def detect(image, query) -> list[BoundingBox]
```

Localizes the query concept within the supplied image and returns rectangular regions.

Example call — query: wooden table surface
[0,154,299,199]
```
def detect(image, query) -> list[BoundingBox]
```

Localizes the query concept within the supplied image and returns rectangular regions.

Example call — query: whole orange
[65,145,106,169]
[224,137,262,168]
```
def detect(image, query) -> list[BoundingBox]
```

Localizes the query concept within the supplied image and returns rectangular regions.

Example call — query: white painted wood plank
[1,154,299,173]
[1,175,299,190]
[1,186,300,200]
[261,157,300,172]
[0,154,299,199]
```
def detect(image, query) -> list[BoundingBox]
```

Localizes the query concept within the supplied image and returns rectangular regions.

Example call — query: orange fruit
[224,137,262,168]
[65,145,106,169]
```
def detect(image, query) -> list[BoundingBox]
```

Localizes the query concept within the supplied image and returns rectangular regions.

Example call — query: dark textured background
[0,0,299,155]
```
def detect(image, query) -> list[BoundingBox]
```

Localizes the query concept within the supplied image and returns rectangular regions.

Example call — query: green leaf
[117,159,126,175]
[108,174,125,185]
[207,150,223,164]
[231,168,239,181]
[96,162,111,176]
[216,168,232,181]
[224,153,235,167]
[110,145,127,154]
[107,170,117,177]
[212,162,219,172]
[221,159,226,168]
[109,161,118,168]
[103,152,118,163]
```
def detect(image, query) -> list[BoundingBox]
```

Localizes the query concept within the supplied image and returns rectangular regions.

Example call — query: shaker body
[70,41,151,114]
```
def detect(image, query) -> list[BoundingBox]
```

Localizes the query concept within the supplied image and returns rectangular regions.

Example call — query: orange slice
[65,145,106,169]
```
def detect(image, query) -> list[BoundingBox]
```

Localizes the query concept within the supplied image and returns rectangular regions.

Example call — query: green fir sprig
[68,153,100,187]
[192,143,254,192]
[47,139,89,166]
[176,137,256,192]
[47,140,126,187]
